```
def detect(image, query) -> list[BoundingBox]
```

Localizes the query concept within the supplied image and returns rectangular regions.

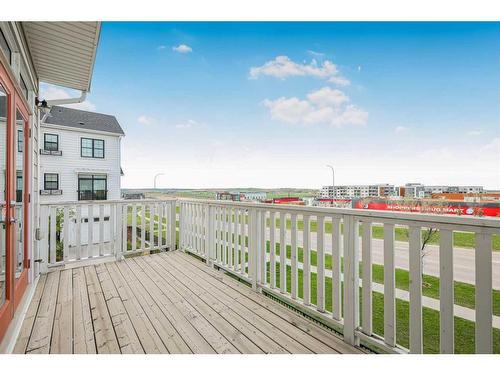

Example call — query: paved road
[262,228,500,289]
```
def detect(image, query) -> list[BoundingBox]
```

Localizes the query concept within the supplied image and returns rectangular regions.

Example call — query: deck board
[14,251,364,354]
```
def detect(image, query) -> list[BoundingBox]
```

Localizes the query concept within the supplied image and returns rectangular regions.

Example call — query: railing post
[179,202,184,250]
[207,204,216,267]
[170,200,177,250]
[343,214,360,346]
[249,208,259,291]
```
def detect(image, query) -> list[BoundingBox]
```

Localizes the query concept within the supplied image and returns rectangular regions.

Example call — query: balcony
[6,199,500,354]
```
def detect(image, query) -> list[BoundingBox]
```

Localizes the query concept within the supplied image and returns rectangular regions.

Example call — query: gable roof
[43,106,125,136]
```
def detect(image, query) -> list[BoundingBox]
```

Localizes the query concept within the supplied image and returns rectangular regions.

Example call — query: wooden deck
[13,251,362,354]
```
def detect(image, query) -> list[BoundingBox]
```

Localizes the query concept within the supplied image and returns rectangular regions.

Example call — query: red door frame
[13,96,30,310]
[0,56,31,341]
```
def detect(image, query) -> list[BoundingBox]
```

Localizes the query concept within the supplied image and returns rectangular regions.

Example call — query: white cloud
[395,126,408,133]
[263,86,367,127]
[137,115,155,125]
[175,119,200,129]
[249,56,349,86]
[172,44,193,53]
[40,84,96,111]
[467,130,483,136]
[307,87,348,107]
[480,137,500,154]
[157,45,166,50]
[307,50,325,58]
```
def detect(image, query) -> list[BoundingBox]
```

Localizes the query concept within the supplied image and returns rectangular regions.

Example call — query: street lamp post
[154,173,165,189]
[326,165,335,198]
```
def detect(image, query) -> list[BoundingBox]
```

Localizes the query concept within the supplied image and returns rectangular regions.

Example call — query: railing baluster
[224,207,229,266]
[49,206,57,264]
[99,204,104,256]
[88,204,94,258]
[270,211,276,289]
[149,203,155,250]
[383,223,396,347]
[279,211,286,293]
[260,210,266,286]
[109,203,115,256]
[317,215,325,312]
[332,217,342,320]
[291,213,298,299]
[303,214,310,305]
[439,228,454,353]
[234,208,240,271]
[121,203,127,256]
[228,207,233,268]
[409,225,423,353]
[170,201,177,250]
[250,208,258,290]
[63,205,69,262]
[475,231,492,354]
[131,204,137,252]
[75,205,81,261]
[158,202,164,250]
[240,208,246,274]
[361,220,372,335]
[343,215,360,346]
[141,203,146,251]
[40,205,49,271]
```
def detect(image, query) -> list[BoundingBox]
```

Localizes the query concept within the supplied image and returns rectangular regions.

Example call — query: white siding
[39,124,122,203]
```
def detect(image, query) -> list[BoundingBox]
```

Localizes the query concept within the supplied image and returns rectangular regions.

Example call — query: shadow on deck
[13,251,363,354]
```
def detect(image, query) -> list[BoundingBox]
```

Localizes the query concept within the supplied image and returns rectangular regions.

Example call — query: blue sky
[42,22,500,189]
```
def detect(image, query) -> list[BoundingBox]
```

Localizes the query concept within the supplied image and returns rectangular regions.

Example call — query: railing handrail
[40,198,177,206]
[177,197,500,229]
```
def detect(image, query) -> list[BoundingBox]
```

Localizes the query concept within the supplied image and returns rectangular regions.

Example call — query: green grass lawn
[267,262,500,353]
[271,242,500,316]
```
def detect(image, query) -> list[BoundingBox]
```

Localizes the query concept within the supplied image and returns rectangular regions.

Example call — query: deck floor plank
[84,265,120,354]
[113,261,192,353]
[73,267,97,354]
[51,269,73,353]
[156,253,303,353]
[25,271,60,354]
[13,274,48,354]
[125,258,221,353]
[171,252,362,354]
[95,264,144,354]
[141,256,264,353]
[105,262,168,353]
[13,251,362,354]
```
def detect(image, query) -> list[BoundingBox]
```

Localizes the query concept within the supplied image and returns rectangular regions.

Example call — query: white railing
[178,199,500,354]
[38,199,177,270]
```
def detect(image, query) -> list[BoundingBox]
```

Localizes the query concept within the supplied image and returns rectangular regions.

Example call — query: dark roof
[44,106,125,136]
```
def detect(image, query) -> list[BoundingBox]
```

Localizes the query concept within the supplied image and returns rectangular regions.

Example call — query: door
[0,57,31,341]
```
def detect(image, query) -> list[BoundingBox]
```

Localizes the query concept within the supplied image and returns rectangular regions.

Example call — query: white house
[39,105,124,203]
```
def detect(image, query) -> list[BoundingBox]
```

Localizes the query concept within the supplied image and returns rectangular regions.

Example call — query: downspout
[39,91,88,123]
[45,91,87,107]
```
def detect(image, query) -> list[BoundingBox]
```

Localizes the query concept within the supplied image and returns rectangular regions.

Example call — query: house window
[78,174,107,201]
[16,172,22,202]
[81,138,104,158]
[20,75,28,100]
[0,28,11,63]
[44,173,59,190]
[44,133,59,151]
[17,129,23,152]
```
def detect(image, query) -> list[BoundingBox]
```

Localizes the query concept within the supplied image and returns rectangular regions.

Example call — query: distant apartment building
[216,191,267,202]
[320,184,396,199]
[402,183,484,198]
